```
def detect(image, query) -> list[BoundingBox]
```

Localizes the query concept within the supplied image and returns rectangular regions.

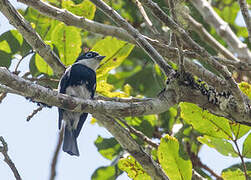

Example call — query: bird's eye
[86,53,93,58]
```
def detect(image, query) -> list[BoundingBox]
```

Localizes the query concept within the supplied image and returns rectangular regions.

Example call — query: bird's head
[75,51,105,70]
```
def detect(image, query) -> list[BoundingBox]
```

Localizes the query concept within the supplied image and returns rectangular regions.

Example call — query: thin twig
[135,0,158,34]
[183,13,239,62]
[0,92,7,103]
[0,136,22,180]
[238,0,251,44]
[233,139,249,179]
[26,106,44,121]
[49,127,64,180]
[14,50,34,73]
[117,117,159,149]
[186,142,223,180]
[167,0,185,74]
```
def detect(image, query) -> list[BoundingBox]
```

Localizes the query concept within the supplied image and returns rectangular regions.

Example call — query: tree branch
[183,13,239,62]
[1,66,251,125]
[116,117,159,149]
[190,0,251,63]
[0,67,174,117]
[0,0,65,77]
[0,136,22,180]
[135,0,158,34]
[26,106,44,121]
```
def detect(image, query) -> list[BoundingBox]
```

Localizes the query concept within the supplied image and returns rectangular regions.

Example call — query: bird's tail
[63,127,80,156]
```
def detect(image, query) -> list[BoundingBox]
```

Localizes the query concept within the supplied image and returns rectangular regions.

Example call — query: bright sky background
[0,1,249,180]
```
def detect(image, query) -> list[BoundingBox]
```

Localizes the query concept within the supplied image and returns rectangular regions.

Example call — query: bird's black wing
[58,68,71,130]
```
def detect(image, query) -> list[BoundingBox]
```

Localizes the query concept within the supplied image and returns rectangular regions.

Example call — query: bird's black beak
[95,55,106,61]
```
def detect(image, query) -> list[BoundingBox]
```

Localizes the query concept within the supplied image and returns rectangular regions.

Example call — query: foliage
[0,0,250,180]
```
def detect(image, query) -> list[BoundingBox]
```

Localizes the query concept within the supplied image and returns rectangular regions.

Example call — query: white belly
[64,85,91,129]
[65,85,91,99]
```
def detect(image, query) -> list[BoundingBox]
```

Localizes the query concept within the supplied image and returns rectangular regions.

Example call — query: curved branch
[183,14,239,61]
[0,0,65,77]
[0,137,22,180]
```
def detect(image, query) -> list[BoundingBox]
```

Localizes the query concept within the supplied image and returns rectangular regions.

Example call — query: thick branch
[190,0,251,63]
[1,67,250,126]
[0,0,65,77]
[0,67,174,117]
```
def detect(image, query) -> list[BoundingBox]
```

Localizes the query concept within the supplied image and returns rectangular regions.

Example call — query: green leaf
[35,53,53,76]
[0,40,11,53]
[158,135,192,180]
[197,135,238,157]
[222,169,245,180]
[118,155,151,180]
[222,162,251,173]
[94,136,122,160]
[51,23,81,66]
[29,53,41,77]
[242,133,251,158]
[159,106,178,132]
[0,30,23,54]
[92,37,134,79]
[96,80,128,97]
[62,0,96,19]
[217,2,239,24]
[239,82,251,100]
[125,115,157,139]
[180,102,232,139]
[91,165,122,180]
[24,8,52,38]
[0,51,12,68]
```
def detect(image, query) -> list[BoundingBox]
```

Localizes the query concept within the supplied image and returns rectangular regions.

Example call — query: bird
[58,51,105,156]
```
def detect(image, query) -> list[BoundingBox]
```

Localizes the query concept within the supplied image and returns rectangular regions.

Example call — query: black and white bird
[58,51,105,156]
